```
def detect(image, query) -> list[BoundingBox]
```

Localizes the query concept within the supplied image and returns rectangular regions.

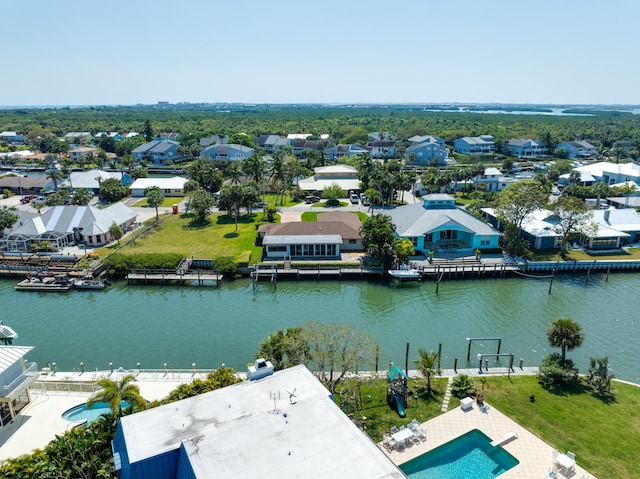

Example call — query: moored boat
[388,264,421,281]
[15,274,72,292]
[72,277,110,290]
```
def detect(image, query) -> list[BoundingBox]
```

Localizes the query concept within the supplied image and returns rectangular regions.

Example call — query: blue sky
[3,0,639,106]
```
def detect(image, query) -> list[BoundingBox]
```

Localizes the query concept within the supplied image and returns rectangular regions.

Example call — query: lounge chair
[490,431,518,447]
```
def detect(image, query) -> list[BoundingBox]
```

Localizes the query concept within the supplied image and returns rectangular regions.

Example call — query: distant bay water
[3,273,639,382]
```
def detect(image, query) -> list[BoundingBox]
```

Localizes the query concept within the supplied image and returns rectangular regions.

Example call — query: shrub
[451,374,476,398]
[587,357,614,396]
[538,353,579,388]
[102,252,184,277]
[212,256,238,278]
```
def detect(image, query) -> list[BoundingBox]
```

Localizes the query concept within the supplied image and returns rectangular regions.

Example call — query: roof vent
[248,358,274,381]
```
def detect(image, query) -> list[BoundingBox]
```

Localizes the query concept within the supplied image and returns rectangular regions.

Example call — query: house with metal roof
[0,131,25,144]
[473,167,517,192]
[1,204,137,251]
[297,165,361,193]
[200,144,254,162]
[405,141,448,166]
[323,143,370,162]
[503,139,548,158]
[258,211,363,260]
[111,365,402,479]
[407,135,445,147]
[369,140,397,159]
[253,134,289,154]
[573,161,640,186]
[453,135,495,155]
[0,345,39,429]
[555,140,597,159]
[132,140,183,166]
[129,177,188,197]
[386,194,501,254]
[64,169,132,193]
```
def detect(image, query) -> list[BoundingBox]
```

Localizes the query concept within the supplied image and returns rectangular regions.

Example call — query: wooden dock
[127,269,222,286]
[252,264,385,288]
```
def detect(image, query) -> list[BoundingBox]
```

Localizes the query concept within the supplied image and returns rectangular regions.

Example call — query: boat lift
[477,353,515,375]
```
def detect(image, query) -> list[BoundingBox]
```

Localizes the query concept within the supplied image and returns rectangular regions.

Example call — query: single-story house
[64,169,132,194]
[555,140,597,159]
[0,176,53,195]
[453,135,495,155]
[503,139,547,158]
[1,203,137,251]
[94,132,123,141]
[558,170,596,187]
[200,144,254,161]
[111,364,402,479]
[297,165,360,193]
[0,346,39,429]
[258,211,363,260]
[129,177,188,197]
[474,167,517,192]
[386,194,501,254]
[132,140,183,165]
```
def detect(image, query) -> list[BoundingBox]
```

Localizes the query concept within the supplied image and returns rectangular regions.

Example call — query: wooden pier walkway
[127,269,222,286]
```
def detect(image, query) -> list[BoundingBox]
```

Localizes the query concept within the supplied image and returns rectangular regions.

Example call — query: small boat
[72,277,111,290]
[15,274,72,292]
[388,264,421,281]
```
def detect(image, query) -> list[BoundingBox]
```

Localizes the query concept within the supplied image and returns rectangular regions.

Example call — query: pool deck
[381,400,596,479]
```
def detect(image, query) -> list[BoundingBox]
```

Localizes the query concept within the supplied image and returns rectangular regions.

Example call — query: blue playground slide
[393,391,406,418]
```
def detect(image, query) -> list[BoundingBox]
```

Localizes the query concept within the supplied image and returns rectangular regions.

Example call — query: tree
[0,206,19,235]
[363,187,381,213]
[451,374,476,398]
[394,238,415,265]
[217,184,245,231]
[109,221,123,245]
[72,188,93,205]
[552,195,596,258]
[546,317,584,364]
[145,186,165,222]
[143,119,154,142]
[189,189,215,222]
[587,357,614,395]
[360,214,397,268]
[302,322,377,394]
[413,349,441,395]
[256,327,310,371]
[86,374,146,417]
[322,182,343,206]
[229,133,255,148]
[495,181,549,234]
[591,182,611,209]
[99,177,127,203]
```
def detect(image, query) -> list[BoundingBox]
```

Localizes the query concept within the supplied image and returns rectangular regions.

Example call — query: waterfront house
[297,165,360,193]
[386,194,501,254]
[1,203,137,251]
[111,365,401,479]
[474,167,517,192]
[0,131,25,144]
[453,135,495,155]
[200,144,254,162]
[0,346,39,429]
[573,161,640,186]
[369,140,396,159]
[0,176,53,195]
[69,147,99,163]
[503,139,547,158]
[253,134,289,154]
[65,169,132,194]
[555,140,597,159]
[129,176,187,197]
[258,211,363,260]
[405,141,448,166]
[407,135,446,147]
[132,140,183,166]
[323,144,370,162]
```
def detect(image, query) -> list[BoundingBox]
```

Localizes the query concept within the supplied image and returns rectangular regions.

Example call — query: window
[269,245,287,252]
[410,237,418,247]
[349,239,357,244]
[424,233,433,243]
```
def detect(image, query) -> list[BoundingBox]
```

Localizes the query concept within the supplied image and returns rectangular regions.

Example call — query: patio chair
[399,425,406,431]
[383,434,398,451]
[552,449,559,460]
[414,427,427,441]
[567,451,575,461]
[391,426,399,434]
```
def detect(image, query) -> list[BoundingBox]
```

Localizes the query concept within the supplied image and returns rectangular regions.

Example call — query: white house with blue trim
[386,194,501,254]
[555,140,597,159]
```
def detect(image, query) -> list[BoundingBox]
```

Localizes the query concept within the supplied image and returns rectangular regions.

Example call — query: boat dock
[126,268,222,286]
[252,264,384,288]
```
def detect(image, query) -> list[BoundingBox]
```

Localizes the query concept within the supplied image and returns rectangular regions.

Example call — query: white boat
[72,277,110,290]
[388,264,421,281]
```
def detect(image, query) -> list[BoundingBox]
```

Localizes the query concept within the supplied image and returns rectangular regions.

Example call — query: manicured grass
[301,211,369,222]
[530,248,640,261]
[485,376,640,479]
[105,212,272,263]
[311,201,349,208]
[262,193,300,208]
[133,197,183,207]
[337,378,452,441]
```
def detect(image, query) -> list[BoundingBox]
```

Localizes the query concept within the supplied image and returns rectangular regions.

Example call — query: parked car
[20,195,38,204]
[30,196,46,203]
[551,188,561,196]
[304,195,321,204]
[350,194,359,204]
[362,196,371,206]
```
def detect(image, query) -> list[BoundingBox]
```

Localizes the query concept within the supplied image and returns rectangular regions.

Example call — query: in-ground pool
[400,429,519,479]
[62,401,128,423]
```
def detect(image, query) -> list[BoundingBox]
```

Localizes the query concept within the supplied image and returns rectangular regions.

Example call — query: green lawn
[301,211,369,222]
[531,248,640,261]
[349,375,638,478]
[133,197,183,207]
[104,212,272,263]
[311,201,349,208]
[262,193,301,208]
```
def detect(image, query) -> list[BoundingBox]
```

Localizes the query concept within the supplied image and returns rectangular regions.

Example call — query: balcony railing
[2,362,40,397]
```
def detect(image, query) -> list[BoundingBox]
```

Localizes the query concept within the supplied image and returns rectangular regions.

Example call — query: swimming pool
[400,429,519,479]
[61,401,127,423]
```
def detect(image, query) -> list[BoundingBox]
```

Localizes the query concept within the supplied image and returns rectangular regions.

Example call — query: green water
[2,272,639,382]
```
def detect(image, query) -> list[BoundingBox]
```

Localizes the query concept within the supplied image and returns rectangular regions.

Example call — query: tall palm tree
[546,317,584,364]
[412,349,441,394]
[87,374,146,417]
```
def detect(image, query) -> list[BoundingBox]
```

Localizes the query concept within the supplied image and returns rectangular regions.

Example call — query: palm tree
[145,186,165,222]
[546,317,584,364]
[412,349,441,394]
[87,374,146,417]
[363,187,380,213]
[109,221,123,245]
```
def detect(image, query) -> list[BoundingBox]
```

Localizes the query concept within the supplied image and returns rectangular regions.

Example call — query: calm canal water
[2,272,639,382]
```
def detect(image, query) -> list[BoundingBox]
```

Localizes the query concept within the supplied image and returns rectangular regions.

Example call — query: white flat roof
[297,177,361,191]
[129,177,187,190]
[119,365,401,478]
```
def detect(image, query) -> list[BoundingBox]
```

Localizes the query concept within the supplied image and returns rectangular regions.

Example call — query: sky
[2,0,640,106]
